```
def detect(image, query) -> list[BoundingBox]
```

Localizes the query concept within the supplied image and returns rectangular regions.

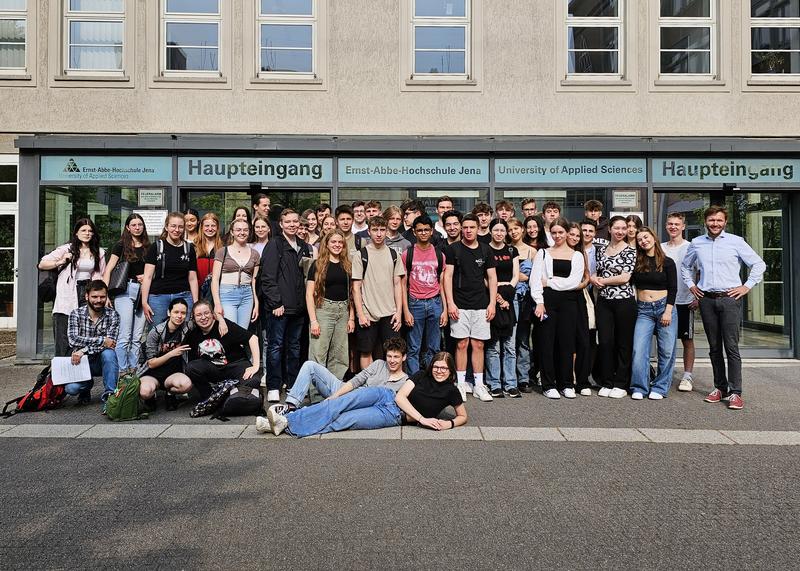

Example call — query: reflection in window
[659,0,714,75]
[258,0,315,76]
[65,0,124,72]
[165,22,218,71]
[0,15,25,69]
[751,0,800,74]
[566,0,622,75]
[412,0,470,77]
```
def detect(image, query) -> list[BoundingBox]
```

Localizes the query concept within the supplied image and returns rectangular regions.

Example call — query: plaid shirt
[68,305,120,355]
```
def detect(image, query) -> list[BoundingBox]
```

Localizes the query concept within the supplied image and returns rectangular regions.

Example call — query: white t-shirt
[661,240,694,305]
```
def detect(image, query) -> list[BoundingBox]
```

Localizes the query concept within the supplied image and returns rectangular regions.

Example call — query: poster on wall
[133,210,168,236]
[138,188,164,207]
[613,190,639,209]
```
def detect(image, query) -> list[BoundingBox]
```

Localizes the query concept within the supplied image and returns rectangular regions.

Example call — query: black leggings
[535,289,578,392]
[595,297,637,389]
[185,359,260,399]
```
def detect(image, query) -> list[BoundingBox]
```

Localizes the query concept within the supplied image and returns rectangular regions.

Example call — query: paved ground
[1,360,798,569]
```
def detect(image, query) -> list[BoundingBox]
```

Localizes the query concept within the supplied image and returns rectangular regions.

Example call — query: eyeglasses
[415,228,432,233]
[432,365,449,372]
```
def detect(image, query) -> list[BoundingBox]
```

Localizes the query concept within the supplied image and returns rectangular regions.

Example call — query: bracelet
[450,419,455,429]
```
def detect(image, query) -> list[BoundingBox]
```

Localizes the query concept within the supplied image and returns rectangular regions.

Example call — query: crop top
[631,255,678,306]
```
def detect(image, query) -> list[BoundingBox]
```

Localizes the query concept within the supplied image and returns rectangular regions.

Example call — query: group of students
[38,192,765,432]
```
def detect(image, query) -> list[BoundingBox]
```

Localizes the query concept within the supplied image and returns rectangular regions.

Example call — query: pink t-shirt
[401,245,445,300]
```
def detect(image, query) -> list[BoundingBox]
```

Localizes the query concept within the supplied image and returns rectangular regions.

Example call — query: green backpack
[106,373,148,422]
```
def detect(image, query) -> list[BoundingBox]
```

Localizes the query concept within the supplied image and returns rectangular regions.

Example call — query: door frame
[0,155,17,329]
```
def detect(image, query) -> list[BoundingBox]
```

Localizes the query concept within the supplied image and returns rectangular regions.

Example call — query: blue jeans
[218,284,254,329]
[266,313,304,391]
[63,348,119,401]
[114,281,146,370]
[485,333,517,390]
[406,296,442,375]
[631,298,678,397]
[513,297,532,384]
[285,361,345,408]
[286,386,402,437]
[149,291,193,326]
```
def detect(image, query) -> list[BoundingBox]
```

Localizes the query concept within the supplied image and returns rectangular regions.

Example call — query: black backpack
[359,246,397,276]
[404,244,445,279]
[218,385,263,418]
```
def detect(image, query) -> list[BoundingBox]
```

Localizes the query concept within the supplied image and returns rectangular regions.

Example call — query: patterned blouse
[595,243,636,300]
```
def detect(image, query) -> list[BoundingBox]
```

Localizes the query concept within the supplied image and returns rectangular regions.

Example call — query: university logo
[64,158,81,173]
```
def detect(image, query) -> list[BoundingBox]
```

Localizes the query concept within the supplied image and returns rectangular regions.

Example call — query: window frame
[63,0,125,76]
[565,0,625,80]
[257,1,316,80]
[161,0,222,77]
[748,0,800,84]
[657,0,716,79]
[0,0,31,80]
[410,1,471,80]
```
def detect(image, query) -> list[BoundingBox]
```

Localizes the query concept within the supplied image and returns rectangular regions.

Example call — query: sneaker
[267,404,289,435]
[597,387,612,397]
[608,388,627,399]
[472,384,493,402]
[267,389,281,403]
[543,388,561,399]
[704,389,727,403]
[518,383,532,394]
[164,392,178,411]
[631,392,644,400]
[505,387,522,398]
[489,387,504,398]
[677,378,693,392]
[579,388,592,396]
[561,388,576,399]
[465,383,474,394]
[727,394,744,410]
[101,401,108,415]
[648,392,664,400]
[141,397,158,412]
[75,392,91,406]
[456,381,467,402]
[255,415,270,433]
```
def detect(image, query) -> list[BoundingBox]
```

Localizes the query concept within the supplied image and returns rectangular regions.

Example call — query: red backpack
[1,366,65,418]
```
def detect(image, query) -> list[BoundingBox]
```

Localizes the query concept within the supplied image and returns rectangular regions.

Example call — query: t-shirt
[408,371,462,419]
[349,360,408,392]
[144,240,197,295]
[445,241,496,310]
[352,243,406,321]
[661,240,694,305]
[307,260,349,302]
[146,324,185,378]
[490,244,518,283]
[477,232,492,245]
[401,245,445,300]
[111,241,146,280]
[184,319,252,365]
[215,246,260,285]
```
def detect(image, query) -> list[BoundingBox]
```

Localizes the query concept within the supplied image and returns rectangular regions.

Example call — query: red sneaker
[727,394,744,410]
[704,389,727,403]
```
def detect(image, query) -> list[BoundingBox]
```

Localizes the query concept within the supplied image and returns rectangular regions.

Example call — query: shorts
[450,308,491,341]
[142,362,183,388]
[676,304,695,340]
[355,315,399,354]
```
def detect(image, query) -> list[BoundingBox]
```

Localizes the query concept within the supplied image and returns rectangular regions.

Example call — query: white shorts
[450,308,491,340]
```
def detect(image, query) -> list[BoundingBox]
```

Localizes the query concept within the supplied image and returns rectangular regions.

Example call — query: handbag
[37,267,60,303]
[107,260,130,297]
[583,288,596,330]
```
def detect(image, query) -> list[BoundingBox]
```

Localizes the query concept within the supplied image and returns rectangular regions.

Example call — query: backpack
[190,379,238,418]
[156,239,190,279]
[1,366,65,418]
[359,246,398,277]
[105,373,148,421]
[404,244,445,280]
[218,385,263,419]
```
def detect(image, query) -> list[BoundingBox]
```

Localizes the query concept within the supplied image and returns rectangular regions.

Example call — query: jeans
[631,298,678,397]
[63,348,119,401]
[285,361,345,408]
[218,284,254,329]
[308,299,350,379]
[286,386,402,437]
[266,313,304,391]
[485,333,517,390]
[149,291,193,326]
[596,297,637,390]
[406,296,442,375]
[698,296,743,395]
[514,296,532,384]
[114,281,146,370]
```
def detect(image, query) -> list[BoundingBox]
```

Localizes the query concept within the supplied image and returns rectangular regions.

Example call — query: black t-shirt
[307,260,349,302]
[477,233,492,245]
[184,319,253,365]
[111,241,146,280]
[144,240,197,295]
[445,241,496,310]
[148,325,185,379]
[408,371,462,419]
[490,244,518,283]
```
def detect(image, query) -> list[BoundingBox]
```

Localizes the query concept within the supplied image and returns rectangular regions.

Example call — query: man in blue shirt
[681,206,766,411]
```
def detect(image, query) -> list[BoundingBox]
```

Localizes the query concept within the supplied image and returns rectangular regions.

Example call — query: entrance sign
[339,158,489,183]
[41,156,173,182]
[653,158,800,183]
[496,159,647,183]
[178,157,332,183]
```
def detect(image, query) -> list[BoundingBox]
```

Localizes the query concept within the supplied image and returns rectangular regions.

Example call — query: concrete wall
[0,0,798,137]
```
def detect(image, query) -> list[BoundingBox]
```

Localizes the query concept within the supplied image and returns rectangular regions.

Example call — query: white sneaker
[543,388,561,399]
[608,388,627,399]
[579,388,592,396]
[562,388,577,399]
[677,378,693,392]
[472,384,493,402]
[597,387,612,397]
[465,383,473,394]
[267,389,281,403]
[631,392,644,400]
[648,392,664,400]
[255,415,270,433]
[456,381,467,402]
[267,404,289,436]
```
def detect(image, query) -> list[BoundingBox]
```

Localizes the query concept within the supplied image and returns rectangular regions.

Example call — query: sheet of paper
[50,356,92,386]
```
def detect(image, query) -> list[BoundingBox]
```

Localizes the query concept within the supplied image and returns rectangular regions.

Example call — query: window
[659,0,715,76]
[411,0,470,78]
[162,0,220,74]
[566,0,624,76]
[63,0,124,73]
[751,0,800,75]
[258,0,315,77]
[0,0,27,71]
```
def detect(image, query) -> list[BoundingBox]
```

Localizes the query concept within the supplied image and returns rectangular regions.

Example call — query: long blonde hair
[194,212,223,258]
[313,230,351,307]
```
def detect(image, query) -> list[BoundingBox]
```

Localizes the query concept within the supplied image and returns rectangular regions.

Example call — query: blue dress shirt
[681,231,766,292]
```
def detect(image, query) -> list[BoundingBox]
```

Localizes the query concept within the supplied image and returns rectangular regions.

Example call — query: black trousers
[595,297,637,389]
[535,289,578,392]
[185,358,260,399]
[574,292,592,391]
[53,313,71,357]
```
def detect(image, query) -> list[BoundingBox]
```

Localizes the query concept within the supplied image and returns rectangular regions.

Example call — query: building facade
[2,0,799,360]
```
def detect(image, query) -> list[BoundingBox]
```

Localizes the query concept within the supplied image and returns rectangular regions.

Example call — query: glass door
[182,189,331,225]
[0,160,17,329]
